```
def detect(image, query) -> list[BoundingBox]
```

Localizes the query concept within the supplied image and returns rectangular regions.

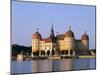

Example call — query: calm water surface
[11,58,96,74]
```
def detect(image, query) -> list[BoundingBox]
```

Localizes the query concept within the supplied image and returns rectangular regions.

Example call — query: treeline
[90,49,96,53]
[12,44,31,56]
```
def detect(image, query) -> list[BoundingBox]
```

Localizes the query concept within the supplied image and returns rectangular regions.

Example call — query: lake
[11,58,96,74]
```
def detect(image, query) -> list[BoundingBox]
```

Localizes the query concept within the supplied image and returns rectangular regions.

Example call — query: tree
[40,50,45,56]
[40,51,43,56]
[51,49,55,56]
[47,50,50,56]
[65,50,68,55]
[12,44,32,57]
[70,50,73,55]
[36,50,39,56]
[43,51,45,56]
[33,52,36,56]
[61,50,64,55]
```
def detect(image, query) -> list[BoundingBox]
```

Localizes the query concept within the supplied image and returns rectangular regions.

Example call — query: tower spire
[68,25,71,31]
[49,23,55,43]
[51,23,54,33]
[36,28,38,32]
[50,23,54,37]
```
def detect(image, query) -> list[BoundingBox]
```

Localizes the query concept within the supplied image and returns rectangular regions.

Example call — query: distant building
[32,25,89,56]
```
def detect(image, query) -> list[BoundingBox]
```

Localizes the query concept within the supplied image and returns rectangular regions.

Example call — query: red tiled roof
[42,37,52,43]
[57,34,64,40]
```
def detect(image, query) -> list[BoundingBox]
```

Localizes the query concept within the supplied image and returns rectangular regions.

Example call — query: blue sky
[12,1,96,49]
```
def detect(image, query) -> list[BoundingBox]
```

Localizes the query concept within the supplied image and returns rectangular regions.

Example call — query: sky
[12,1,96,49]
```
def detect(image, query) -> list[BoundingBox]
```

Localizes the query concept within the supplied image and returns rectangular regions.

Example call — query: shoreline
[11,55,96,61]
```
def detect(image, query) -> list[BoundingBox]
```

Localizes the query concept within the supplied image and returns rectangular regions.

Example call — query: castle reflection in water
[11,58,96,74]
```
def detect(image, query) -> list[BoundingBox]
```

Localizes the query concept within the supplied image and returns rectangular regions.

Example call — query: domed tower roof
[81,31,89,40]
[65,26,74,38]
[32,28,42,40]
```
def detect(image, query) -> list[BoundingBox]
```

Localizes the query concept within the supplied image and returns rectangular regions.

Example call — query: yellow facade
[32,26,89,56]
[32,37,89,52]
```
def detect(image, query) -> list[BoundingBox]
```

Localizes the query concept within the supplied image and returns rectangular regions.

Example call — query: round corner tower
[64,26,75,51]
[32,28,42,53]
[81,32,89,50]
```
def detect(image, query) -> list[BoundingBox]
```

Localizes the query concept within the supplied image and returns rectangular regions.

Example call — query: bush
[47,50,50,56]
[51,49,55,55]
[40,50,45,56]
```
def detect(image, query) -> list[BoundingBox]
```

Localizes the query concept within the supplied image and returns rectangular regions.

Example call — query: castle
[32,25,89,56]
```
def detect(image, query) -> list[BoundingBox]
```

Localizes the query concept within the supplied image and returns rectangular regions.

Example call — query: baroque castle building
[32,25,89,56]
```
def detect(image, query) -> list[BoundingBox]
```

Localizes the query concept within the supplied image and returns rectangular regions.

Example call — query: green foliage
[47,50,50,56]
[12,44,32,56]
[51,49,55,55]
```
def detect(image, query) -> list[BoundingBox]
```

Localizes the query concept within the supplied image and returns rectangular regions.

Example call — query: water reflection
[11,58,96,74]
[72,59,89,70]
[52,60,61,71]
[31,59,73,72]
[31,60,52,72]
[11,61,32,74]
[89,58,96,69]
[60,59,73,71]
